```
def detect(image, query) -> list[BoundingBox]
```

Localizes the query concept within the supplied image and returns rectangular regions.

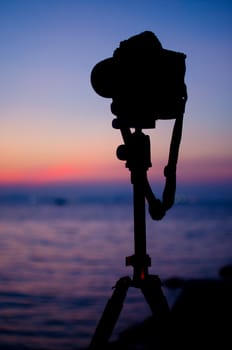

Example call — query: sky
[0,0,231,190]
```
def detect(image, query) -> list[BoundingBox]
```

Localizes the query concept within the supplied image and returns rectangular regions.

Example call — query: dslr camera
[91,31,187,129]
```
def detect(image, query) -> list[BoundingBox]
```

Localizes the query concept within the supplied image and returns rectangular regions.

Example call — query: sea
[0,182,231,349]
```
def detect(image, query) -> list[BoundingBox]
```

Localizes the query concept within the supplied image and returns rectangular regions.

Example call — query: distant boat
[53,197,67,206]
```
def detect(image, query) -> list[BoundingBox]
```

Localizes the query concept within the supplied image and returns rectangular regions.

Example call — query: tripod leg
[141,275,170,319]
[88,276,131,349]
[141,275,170,349]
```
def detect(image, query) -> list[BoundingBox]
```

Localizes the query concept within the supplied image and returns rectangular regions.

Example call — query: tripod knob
[116,144,127,161]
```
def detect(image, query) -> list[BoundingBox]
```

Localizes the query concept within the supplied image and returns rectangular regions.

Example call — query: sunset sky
[0,0,231,188]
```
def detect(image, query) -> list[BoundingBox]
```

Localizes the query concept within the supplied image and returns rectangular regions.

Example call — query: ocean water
[0,185,231,349]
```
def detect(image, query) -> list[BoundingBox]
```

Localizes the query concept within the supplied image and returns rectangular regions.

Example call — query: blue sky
[0,0,231,187]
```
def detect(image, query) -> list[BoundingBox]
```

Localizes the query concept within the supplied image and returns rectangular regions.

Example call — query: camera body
[91,31,187,129]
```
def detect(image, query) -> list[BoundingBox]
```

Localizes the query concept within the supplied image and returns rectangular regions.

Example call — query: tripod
[88,125,173,349]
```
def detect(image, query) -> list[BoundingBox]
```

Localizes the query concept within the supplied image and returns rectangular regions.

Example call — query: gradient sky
[0,0,231,187]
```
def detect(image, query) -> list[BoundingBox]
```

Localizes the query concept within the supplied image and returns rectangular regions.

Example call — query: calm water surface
[0,196,231,349]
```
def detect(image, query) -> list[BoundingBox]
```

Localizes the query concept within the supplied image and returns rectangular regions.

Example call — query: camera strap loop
[162,114,184,210]
[145,114,184,220]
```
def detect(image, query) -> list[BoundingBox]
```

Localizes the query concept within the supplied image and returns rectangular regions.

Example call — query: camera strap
[115,115,184,221]
[145,115,184,220]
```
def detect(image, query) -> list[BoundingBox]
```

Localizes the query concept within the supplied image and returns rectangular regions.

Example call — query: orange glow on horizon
[0,161,126,185]
[0,156,231,185]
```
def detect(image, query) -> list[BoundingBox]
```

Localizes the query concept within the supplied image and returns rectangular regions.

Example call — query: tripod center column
[125,130,152,284]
